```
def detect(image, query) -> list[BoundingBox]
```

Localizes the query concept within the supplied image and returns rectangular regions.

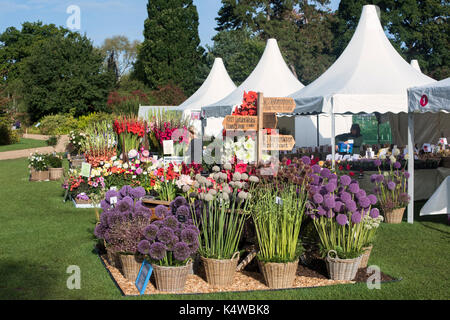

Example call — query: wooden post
[257,92,264,164]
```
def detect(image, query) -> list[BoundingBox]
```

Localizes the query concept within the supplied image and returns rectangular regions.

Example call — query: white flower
[135,160,141,165]
[393,148,400,156]
[123,163,129,169]
[380,154,386,160]
[404,154,410,160]
[389,155,396,163]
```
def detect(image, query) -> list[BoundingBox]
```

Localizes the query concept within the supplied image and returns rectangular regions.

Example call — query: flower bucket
[49,168,64,181]
[30,170,49,181]
[201,252,240,287]
[152,260,192,292]
[359,245,373,269]
[326,250,362,281]
[258,259,299,289]
[119,254,144,281]
[106,247,122,269]
[384,207,405,224]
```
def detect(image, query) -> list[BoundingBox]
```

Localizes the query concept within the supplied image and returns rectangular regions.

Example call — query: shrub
[47,154,63,168]
[46,135,59,146]
[0,116,20,145]
[77,112,115,131]
[39,114,78,135]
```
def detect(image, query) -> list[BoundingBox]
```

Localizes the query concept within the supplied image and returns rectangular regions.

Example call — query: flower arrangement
[47,154,63,168]
[153,163,180,201]
[67,131,86,155]
[307,167,379,259]
[223,135,257,164]
[232,91,257,116]
[113,117,146,155]
[359,208,384,247]
[28,152,49,171]
[81,121,118,167]
[137,197,200,266]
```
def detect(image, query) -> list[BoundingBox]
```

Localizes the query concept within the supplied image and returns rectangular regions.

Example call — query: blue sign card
[135,260,153,295]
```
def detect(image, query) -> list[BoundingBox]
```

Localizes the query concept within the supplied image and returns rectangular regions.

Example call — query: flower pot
[325,250,362,281]
[106,247,122,269]
[49,168,64,181]
[119,254,144,281]
[152,261,192,292]
[258,259,299,289]
[359,245,373,269]
[30,170,49,181]
[201,252,240,287]
[384,207,405,224]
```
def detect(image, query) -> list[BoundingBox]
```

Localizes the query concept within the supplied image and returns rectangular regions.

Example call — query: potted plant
[137,197,200,292]
[250,182,308,289]
[28,152,49,181]
[358,208,384,268]
[307,168,378,280]
[47,154,64,180]
[371,157,411,223]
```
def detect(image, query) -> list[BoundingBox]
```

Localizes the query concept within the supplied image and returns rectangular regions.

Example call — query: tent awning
[408,77,450,113]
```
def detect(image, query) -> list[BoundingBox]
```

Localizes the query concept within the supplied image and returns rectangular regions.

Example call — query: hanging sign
[222,115,258,130]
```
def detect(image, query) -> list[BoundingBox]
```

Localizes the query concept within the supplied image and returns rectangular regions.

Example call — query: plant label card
[326,154,332,161]
[135,260,153,295]
[275,197,283,205]
[163,140,174,155]
[343,155,351,161]
[110,186,117,191]
[422,143,432,153]
[110,197,118,205]
[80,162,91,178]
[438,138,447,145]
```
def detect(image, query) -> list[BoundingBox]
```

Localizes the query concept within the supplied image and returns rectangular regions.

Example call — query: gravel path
[0,135,69,160]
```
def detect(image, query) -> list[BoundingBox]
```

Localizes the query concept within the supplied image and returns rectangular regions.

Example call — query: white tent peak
[176,57,236,115]
[290,4,435,114]
[202,38,304,116]
[410,60,422,73]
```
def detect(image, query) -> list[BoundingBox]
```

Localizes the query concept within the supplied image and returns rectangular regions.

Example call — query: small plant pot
[49,168,64,181]
[152,261,192,292]
[119,254,144,281]
[201,252,240,287]
[258,259,299,289]
[359,245,373,269]
[384,207,405,224]
[326,250,362,281]
[30,170,49,181]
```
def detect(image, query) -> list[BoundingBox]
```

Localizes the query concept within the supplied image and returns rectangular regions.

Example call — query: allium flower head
[340,191,352,203]
[176,205,190,218]
[181,228,198,246]
[370,208,380,219]
[119,185,133,198]
[320,168,332,179]
[313,193,324,204]
[356,189,367,199]
[340,175,352,186]
[144,224,159,241]
[149,242,167,261]
[301,156,311,165]
[173,242,191,261]
[346,200,357,213]
[105,190,120,203]
[163,216,179,229]
[387,181,396,191]
[311,164,321,174]
[325,182,337,193]
[368,194,377,205]
[157,227,175,244]
[137,240,151,255]
[351,212,362,224]
[336,214,348,226]
[173,196,187,208]
[155,205,168,218]
[334,201,344,213]
[348,183,360,194]
[394,161,401,169]
[374,159,382,167]
[131,187,146,199]
[317,206,326,216]
[324,194,336,209]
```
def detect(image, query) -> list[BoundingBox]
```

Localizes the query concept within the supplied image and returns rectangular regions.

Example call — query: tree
[133,0,205,96]
[20,32,115,121]
[334,0,449,80]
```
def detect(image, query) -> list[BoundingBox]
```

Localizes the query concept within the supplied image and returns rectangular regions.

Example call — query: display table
[420,176,450,216]
[357,167,450,201]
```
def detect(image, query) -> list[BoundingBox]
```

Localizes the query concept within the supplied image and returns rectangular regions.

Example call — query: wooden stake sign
[263,97,296,113]
[222,115,258,131]
[263,134,296,151]
[263,113,277,129]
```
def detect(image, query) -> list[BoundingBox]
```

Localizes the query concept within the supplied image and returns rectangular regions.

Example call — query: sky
[0,0,341,48]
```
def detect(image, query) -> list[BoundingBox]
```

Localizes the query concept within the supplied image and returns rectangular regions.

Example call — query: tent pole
[331,112,336,169]
[317,114,320,147]
[407,113,414,224]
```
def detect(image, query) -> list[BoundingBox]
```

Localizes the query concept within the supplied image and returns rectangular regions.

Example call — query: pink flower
[136,167,143,175]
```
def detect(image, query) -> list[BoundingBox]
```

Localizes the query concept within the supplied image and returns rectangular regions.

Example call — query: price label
[110,197,118,205]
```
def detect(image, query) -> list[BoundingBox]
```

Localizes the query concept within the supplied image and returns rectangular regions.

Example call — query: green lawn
[0,138,48,152]
[0,157,449,300]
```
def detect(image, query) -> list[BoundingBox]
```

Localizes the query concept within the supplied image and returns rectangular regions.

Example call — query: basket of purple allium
[136,196,200,292]
[371,157,410,224]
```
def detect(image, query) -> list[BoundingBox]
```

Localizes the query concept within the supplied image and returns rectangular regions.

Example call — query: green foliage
[134,0,205,96]
[46,154,62,168]
[46,135,59,147]
[38,114,78,135]
[0,116,20,145]
[77,112,115,131]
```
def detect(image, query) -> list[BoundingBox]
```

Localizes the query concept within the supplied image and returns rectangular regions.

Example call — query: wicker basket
[30,170,49,181]
[201,252,240,287]
[258,259,299,289]
[325,250,362,281]
[119,254,144,281]
[49,168,64,181]
[359,245,373,269]
[384,207,405,224]
[106,247,122,269]
[152,260,192,292]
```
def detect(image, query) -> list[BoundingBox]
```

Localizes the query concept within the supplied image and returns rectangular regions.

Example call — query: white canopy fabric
[420,176,450,216]
[408,77,450,113]
[202,38,304,118]
[290,5,435,115]
[175,58,236,118]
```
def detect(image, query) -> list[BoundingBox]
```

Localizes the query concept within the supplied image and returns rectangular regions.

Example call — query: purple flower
[181,228,198,246]
[310,174,320,185]
[351,212,362,224]
[320,168,332,179]
[400,192,410,203]
[370,208,380,218]
[356,190,367,199]
[340,175,352,186]
[311,164,321,174]
[157,227,175,244]
[149,242,167,261]
[94,223,107,239]
[325,182,337,193]
[137,240,151,255]
[387,181,396,191]
[348,183,360,194]
[301,156,311,165]
[334,201,344,213]
[163,216,179,230]
[324,194,336,209]
[329,173,338,181]
[313,193,324,204]
[155,205,168,218]
[336,214,348,226]
[340,191,352,203]
[404,172,410,179]
[173,196,187,208]
[317,206,327,216]
[374,159,381,167]
[368,194,377,205]
[346,200,357,213]
[131,187,146,199]
[105,190,120,203]
[119,185,133,198]
[326,210,335,218]
[176,205,190,218]
[394,161,401,169]
[144,224,159,241]
[173,242,191,261]
[117,197,133,213]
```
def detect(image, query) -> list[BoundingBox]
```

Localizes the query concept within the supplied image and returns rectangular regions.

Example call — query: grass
[0,138,48,153]
[0,157,449,300]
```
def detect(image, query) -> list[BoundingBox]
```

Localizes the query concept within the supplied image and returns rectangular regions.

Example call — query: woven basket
[325,250,362,281]
[30,170,49,181]
[152,260,192,292]
[201,252,240,287]
[359,245,373,269]
[258,259,299,289]
[384,207,405,224]
[106,247,122,269]
[119,254,144,281]
[49,168,64,181]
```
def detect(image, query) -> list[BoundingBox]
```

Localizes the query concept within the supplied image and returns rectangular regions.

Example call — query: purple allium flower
[340,175,352,186]
[374,159,382,167]
[155,205,168,218]
[165,235,179,250]
[149,242,167,261]
[144,224,159,241]
[100,200,111,211]
[368,194,377,205]
[186,224,200,235]
[404,172,410,179]
[399,192,410,203]
[188,240,199,252]
[308,185,319,195]
[131,187,146,199]
[311,164,321,174]
[321,168,332,179]
[351,212,362,224]
[317,206,327,216]
[334,201,344,213]
[329,173,338,181]
[340,191,352,203]
[163,216,179,230]
[387,181,396,191]
[394,161,401,169]
[94,223,107,239]
[137,240,151,255]
[370,208,380,218]
[325,182,337,193]
[119,185,133,198]
[324,194,336,209]
[370,174,377,183]
[173,242,191,261]
[348,183,360,194]
[326,209,335,218]
[105,190,120,203]
[313,193,324,204]
[356,189,367,199]
[173,196,187,208]
[117,197,133,213]
[310,174,320,185]
[301,156,311,165]
[336,214,348,226]
[157,227,175,244]
[176,205,190,218]
[346,200,357,213]
[181,228,198,246]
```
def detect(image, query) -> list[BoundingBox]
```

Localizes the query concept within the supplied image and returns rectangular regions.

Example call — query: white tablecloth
[420,176,450,216]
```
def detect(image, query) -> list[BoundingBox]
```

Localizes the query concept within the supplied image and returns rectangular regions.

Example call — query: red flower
[349,172,355,177]
[339,165,344,171]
